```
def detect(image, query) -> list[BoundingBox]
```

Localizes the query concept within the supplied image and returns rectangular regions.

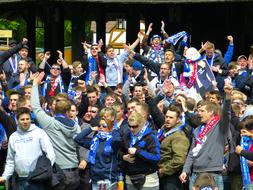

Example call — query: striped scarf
[166,31,188,45]
[89,131,113,164]
[86,56,97,85]
[240,136,252,186]
[42,75,65,97]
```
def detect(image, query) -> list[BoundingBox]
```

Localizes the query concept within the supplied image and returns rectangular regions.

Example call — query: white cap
[185,47,201,62]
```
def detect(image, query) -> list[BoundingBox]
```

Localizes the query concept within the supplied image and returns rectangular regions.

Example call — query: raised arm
[31,72,55,128]
[220,83,232,134]
[0,38,28,65]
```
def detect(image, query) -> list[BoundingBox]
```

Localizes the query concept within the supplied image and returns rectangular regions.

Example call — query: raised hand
[57,50,63,60]
[137,32,144,41]
[19,73,26,86]
[33,72,45,86]
[82,41,89,51]
[98,39,103,49]
[161,21,165,32]
[146,23,153,35]
[22,38,28,44]
[227,35,233,44]
[44,51,51,61]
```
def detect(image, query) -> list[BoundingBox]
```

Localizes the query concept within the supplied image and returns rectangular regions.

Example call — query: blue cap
[132,60,143,70]
[151,34,161,42]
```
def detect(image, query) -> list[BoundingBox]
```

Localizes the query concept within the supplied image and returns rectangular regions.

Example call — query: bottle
[118,173,124,190]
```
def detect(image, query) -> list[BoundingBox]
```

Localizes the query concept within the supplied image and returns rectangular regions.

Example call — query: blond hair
[128,112,145,127]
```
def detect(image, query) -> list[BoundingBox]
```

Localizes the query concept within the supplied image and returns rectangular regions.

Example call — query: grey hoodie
[31,85,81,169]
[2,124,55,180]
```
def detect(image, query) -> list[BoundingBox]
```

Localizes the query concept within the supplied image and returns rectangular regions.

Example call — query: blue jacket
[74,127,121,183]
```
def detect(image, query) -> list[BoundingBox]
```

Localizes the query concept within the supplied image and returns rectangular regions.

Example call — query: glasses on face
[128,124,139,129]
[91,47,98,50]
[51,67,61,71]
[99,123,108,128]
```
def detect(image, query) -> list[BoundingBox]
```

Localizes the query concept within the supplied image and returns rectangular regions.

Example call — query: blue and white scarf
[130,124,147,147]
[203,54,215,67]
[166,31,188,45]
[68,75,79,99]
[157,122,185,142]
[240,136,252,186]
[86,56,97,85]
[42,75,65,96]
[171,62,178,81]
[147,47,165,63]
[89,131,113,164]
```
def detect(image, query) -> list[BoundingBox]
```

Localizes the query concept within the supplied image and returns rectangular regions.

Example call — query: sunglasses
[99,123,108,128]
[51,67,61,71]
[128,124,139,129]
[91,47,98,50]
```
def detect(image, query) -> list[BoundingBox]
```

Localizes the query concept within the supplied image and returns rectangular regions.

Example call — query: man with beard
[158,105,190,190]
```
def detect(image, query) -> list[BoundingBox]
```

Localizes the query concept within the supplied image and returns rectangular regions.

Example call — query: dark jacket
[202,53,228,91]
[133,53,184,81]
[74,127,121,183]
[120,126,160,175]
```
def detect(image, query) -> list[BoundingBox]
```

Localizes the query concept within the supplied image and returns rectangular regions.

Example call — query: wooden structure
[0,30,12,51]
[0,0,253,62]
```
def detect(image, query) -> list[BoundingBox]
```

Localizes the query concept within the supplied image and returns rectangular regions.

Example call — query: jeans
[189,172,224,190]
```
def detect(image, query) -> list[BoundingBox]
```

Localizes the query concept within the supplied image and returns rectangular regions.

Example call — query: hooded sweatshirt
[31,85,81,169]
[2,124,55,180]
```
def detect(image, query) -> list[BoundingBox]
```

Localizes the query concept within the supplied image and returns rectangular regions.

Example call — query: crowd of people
[0,21,253,190]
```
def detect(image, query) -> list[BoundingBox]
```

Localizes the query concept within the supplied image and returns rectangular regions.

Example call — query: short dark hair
[87,86,98,95]
[16,107,31,120]
[209,90,222,102]
[240,115,253,131]
[166,104,182,118]
[185,97,196,111]
[105,45,114,52]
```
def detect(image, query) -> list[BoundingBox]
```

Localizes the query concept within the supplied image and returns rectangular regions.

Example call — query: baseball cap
[21,45,29,50]
[150,34,161,42]
[9,39,17,47]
